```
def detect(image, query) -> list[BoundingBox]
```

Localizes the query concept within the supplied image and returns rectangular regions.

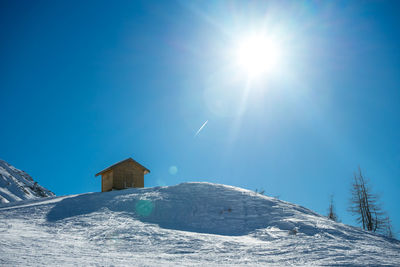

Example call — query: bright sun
[235,35,282,78]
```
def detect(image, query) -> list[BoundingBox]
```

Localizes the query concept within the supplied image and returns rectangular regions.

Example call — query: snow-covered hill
[0,159,54,204]
[0,182,399,266]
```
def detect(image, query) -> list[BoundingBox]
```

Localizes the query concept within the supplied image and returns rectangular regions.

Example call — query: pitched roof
[95,157,150,177]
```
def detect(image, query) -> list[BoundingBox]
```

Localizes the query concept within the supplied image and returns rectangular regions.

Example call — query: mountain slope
[0,159,54,204]
[0,182,399,266]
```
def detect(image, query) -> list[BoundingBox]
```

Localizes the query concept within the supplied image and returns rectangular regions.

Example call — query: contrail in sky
[194,120,208,137]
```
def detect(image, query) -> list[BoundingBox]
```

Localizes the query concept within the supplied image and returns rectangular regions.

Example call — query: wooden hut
[95,158,150,192]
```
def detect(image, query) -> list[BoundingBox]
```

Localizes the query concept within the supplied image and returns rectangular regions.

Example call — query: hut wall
[112,161,144,189]
[101,170,113,192]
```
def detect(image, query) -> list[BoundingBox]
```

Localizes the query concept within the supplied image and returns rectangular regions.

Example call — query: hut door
[123,175,134,188]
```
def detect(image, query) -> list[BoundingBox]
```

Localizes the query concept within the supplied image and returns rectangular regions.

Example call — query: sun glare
[235,35,282,78]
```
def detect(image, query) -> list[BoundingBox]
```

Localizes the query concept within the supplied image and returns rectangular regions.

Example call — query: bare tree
[327,195,339,222]
[348,167,387,233]
[385,216,395,239]
[254,188,265,195]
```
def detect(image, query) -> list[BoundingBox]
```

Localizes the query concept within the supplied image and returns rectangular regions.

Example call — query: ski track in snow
[1,182,399,266]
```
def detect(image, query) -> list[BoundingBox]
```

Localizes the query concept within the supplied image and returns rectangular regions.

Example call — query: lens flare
[135,200,154,217]
[169,166,178,175]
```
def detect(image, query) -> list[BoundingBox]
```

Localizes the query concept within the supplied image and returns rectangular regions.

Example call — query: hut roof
[95,158,150,177]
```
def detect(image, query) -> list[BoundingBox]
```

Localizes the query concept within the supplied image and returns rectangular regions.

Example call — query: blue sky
[1,1,399,233]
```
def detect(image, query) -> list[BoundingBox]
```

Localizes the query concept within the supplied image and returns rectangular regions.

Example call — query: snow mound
[0,159,54,204]
[47,182,325,236]
[43,182,387,240]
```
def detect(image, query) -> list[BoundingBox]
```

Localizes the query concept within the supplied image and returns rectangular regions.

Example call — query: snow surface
[0,182,399,266]
[0,159,54,204]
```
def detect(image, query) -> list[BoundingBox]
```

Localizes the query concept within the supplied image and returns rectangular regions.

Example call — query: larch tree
[384,216,395,239]
[327,195,339,222]
[348,167,387,234]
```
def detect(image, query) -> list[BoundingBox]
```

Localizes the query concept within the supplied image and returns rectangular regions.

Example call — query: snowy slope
[0,182,399,266]
[0,159,54,204]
